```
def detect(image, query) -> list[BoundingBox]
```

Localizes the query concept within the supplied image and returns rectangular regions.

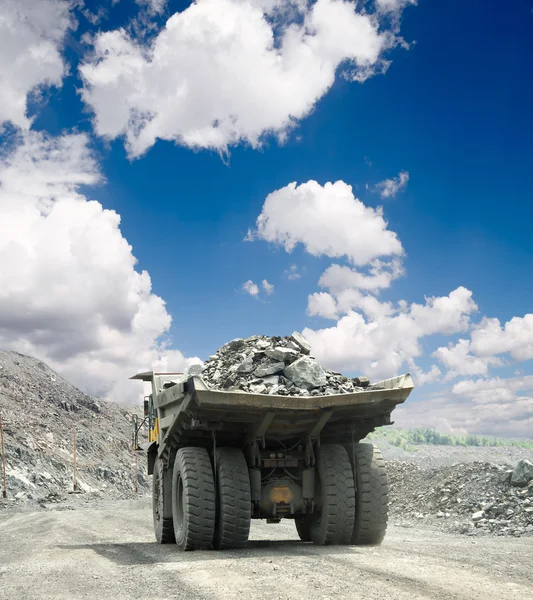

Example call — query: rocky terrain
[199,332,372,395]
[0,350,149,508]
[388,459,533,537]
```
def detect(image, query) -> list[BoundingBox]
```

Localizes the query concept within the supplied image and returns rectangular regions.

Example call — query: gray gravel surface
[0,498,531,600]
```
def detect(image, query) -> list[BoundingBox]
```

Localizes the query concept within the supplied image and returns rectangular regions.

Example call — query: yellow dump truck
[132,371,414,551]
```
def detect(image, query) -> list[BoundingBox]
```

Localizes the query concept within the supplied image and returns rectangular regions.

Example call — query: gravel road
[1,499,532,600]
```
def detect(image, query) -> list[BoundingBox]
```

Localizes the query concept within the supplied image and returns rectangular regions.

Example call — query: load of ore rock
[192,332,372,396]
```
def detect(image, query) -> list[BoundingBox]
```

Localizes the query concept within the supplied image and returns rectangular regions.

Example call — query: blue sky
[1,0,532,436]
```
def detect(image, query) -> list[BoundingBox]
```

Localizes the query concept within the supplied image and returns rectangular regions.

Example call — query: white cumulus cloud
[302,287,478,379]
[307,292,339,319]
[451,375,533,405]
[394,385,533,438]
[242,280,260,296]
[0,131,199,401]
[79,0,407,157]
[0,0,73,129]
[434,339,504,380]
[470,315,533,361]
[318,259,404,294]
[248,180,403,266]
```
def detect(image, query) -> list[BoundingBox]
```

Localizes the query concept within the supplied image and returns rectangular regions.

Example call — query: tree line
[368,428,533,450]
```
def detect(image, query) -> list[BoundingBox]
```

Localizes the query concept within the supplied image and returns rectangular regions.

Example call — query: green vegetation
[367,428,533,451]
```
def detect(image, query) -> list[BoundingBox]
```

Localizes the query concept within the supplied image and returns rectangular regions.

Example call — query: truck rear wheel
[153,456,175,544]
[310,444,355,545]
[349,443,389,545]
[172,447,216,551]
[213,447,251,549]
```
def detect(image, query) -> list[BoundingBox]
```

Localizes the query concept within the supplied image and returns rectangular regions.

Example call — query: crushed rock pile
[0,350,149,508]
[388,459,533,537]
[198,332,371,396]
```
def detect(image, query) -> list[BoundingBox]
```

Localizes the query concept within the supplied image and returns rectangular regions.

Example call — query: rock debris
[388,460,533,537]
[197,332,371,396]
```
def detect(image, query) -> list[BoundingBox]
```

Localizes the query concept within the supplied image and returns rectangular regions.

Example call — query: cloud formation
[0,0,72,129]
[79,0,407,157]
[248,180,403,266]
[242,280,260,296]
[433,339,504,381]
[374,170,409,198]
[470,315,533,361]
[304,287,477,379]
[0,131,198,401]
[262,280,275,295]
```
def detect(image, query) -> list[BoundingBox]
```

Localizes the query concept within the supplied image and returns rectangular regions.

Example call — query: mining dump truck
[132,371,414,551]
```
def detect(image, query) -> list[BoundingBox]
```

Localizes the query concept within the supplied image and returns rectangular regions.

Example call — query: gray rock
[264,347,300,363]
[289,331,312,355]
[472,511,484,522]
[511,460,533,487]
[249,383,267,394]
[254,362,285,377]
[283,357,327,390]
[261,375,279,387]
[225,338,245,351]
[236,357,255,373]
[500,470,513,484]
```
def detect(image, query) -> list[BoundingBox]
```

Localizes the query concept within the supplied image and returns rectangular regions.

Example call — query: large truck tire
[295,516,313,542]
[349,442,389,545]
[310,444,355,546]
[213,447,251,549]
[172,447,216,551]
[153,456,175,544]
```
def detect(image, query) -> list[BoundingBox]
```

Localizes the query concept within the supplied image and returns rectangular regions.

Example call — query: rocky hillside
[0,350,149,507]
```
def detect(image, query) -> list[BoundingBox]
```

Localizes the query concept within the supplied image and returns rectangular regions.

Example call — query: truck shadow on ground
[57,539,357,566]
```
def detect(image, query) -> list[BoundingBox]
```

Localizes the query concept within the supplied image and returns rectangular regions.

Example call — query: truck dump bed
[134,372,414,456]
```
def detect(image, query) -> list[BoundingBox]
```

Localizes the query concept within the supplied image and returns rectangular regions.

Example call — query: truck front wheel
[310,444,355,545]
[172,447,216,551]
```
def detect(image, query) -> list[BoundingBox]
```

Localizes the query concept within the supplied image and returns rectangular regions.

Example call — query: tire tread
[350,442,389,545]
[311,444,355,546]
[172,447,215,551]
[214,447,251,549]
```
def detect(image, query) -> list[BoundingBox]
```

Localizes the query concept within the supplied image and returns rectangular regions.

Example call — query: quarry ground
[0,498,532,600]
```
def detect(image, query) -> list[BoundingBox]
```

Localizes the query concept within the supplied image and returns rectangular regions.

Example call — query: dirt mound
[387,459,533,537]
[0,350,148,507]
